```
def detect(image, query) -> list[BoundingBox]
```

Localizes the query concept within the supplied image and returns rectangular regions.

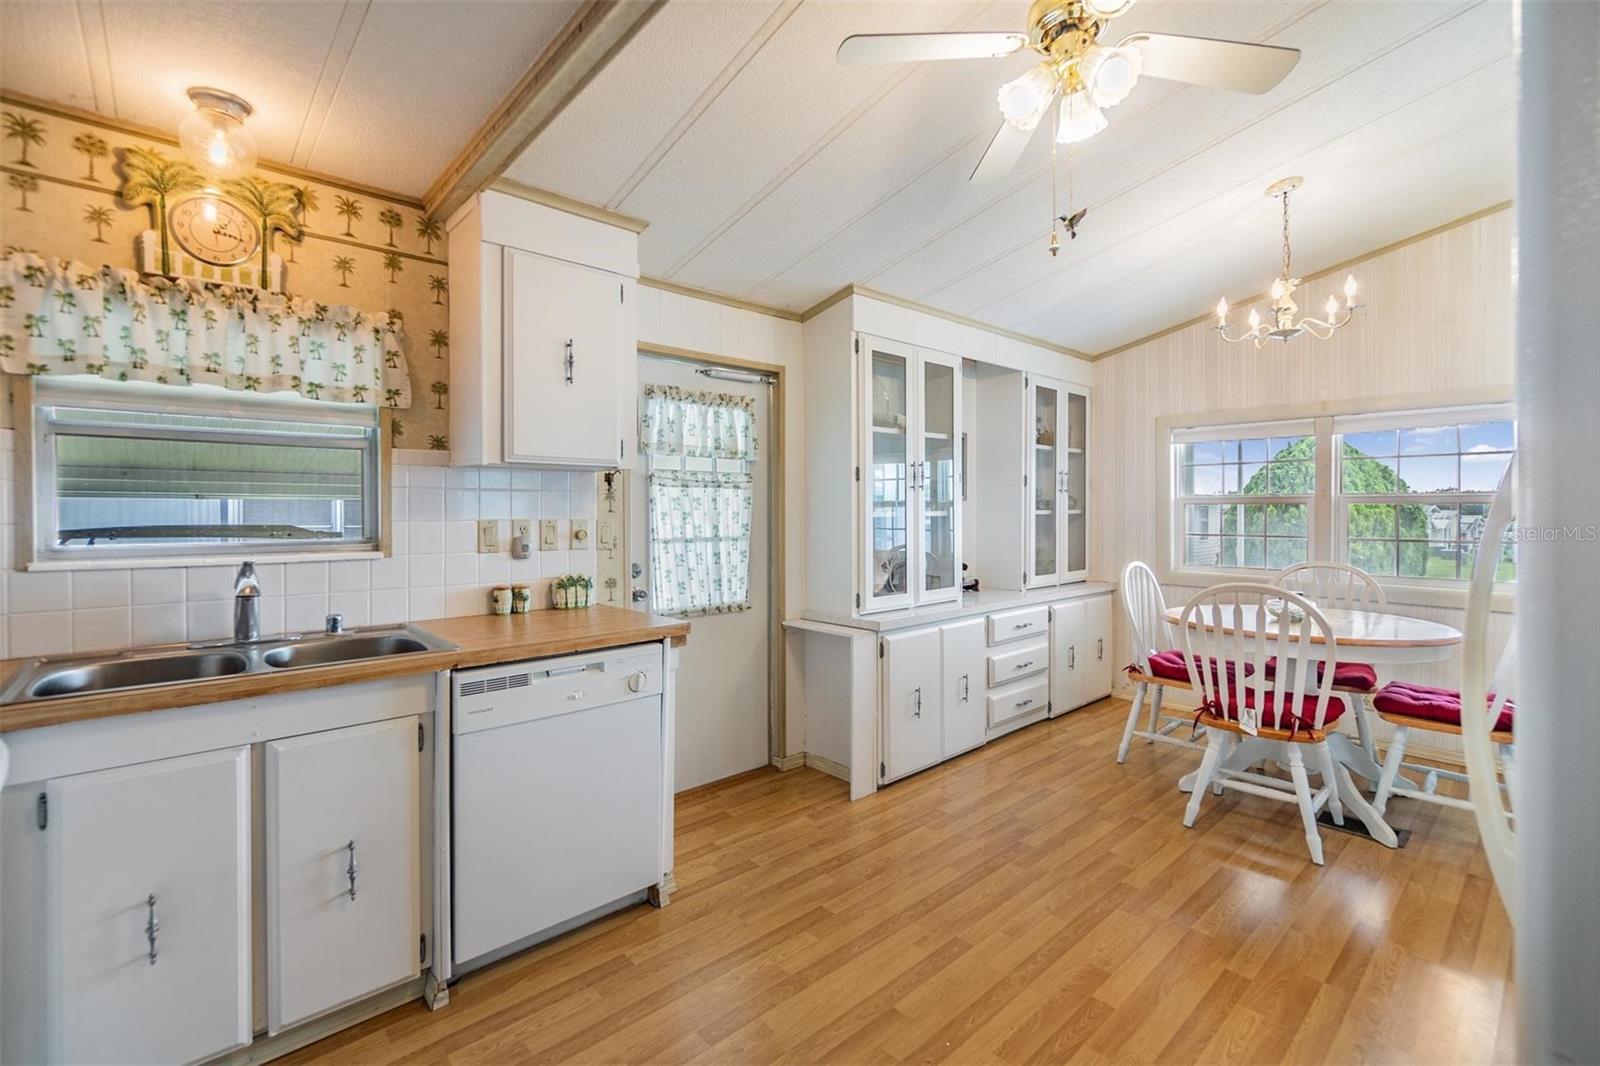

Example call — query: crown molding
[638,277,801,322]
[423,0,664,222]
[801,284,1093,361]
[490,178,650,234]
[0,89,426,207]
[1092,201,1515,362]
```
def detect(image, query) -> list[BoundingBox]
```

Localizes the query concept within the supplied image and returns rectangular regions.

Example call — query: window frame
[1170,418,1318,575]
[25,378,384,568]
[1156,391,1515,610]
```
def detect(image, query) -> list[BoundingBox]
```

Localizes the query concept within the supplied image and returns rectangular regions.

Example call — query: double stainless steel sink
[1,625,456,704]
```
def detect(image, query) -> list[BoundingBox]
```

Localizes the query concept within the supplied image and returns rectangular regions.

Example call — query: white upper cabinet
[448,191,639,468]
[44,747,252,1066]
[859,335,963,613]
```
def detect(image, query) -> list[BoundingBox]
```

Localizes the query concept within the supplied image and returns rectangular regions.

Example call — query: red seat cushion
[1373,681,1514,733]
[1263,656,1379,692]
[1143,649,1254,685]
[1206,688,1348,733]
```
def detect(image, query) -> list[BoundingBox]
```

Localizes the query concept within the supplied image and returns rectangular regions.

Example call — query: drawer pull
[346,839,359,902]
[145,893,159,966]
[1012,622,1032,630]
[1014,660,1034,671]
[1015,698,1034,709]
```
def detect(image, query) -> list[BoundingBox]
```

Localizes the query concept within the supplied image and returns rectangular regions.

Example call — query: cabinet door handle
[912,687,922,718]
[1069,646,1076,669]
[1098,638,1104,660]
[563,339,575,385]
[145,893,159,966]
[346,839,359,902]
[960,674,969,702]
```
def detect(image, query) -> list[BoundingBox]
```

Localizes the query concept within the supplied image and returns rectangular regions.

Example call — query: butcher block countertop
[0,606,689,735]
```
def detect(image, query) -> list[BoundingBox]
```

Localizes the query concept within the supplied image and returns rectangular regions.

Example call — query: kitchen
[0,1,1596,1064]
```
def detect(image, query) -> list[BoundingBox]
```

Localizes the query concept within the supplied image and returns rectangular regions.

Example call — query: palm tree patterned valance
[640,384,758,461]
[0,251,413,408]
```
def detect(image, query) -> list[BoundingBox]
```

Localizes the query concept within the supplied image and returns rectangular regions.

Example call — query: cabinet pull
[1012,621,1031,630]
[346,839,359,902]
[1098,638,1104,660]
[1069,645,1076,669]
[913,687,922,719]
[145,894,159,966]
[1014,660,1034,670]
[960,674,970,702]
[563,339,575,385]
[1015,697,1034,709]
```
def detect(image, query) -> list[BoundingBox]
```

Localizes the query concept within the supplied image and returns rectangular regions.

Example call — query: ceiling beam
[424,0,666,222]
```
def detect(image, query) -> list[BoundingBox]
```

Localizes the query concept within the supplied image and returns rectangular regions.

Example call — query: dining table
[1163,602,1463,847]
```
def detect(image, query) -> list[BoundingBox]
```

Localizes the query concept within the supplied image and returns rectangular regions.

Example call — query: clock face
[169,193,260,267]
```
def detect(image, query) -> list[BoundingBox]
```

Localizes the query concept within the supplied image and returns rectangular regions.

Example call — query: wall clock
[169,192,260,267]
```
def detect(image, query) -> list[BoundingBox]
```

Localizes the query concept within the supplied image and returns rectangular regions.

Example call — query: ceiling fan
[837,0,1301,183]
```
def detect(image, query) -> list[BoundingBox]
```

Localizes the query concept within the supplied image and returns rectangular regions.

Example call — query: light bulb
[1270,277,1285,301]
[1084,0,1137,15]
[1055,89,1107,145]
[1216,297,1229,324]
[1344,274,1359,303]
[1247,308,1262,331]
[179,87,257,179]
[997,65,1057,132]
[1325,294,1340,321]
[1082,45,1142,108]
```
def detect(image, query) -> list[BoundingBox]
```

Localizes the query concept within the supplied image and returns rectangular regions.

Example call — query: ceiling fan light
[1083,45,1142,108]
[997,64,1057,131]
[1084,0,1137,17]
[1055,89,1107,145]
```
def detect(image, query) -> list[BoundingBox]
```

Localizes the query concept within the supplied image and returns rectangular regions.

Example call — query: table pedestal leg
[1329,757,1399,848]
[1179,737,1277,793]
[1326,732,1386,787]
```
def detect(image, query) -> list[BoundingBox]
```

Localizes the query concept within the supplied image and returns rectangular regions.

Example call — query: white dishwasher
[451,642,665,972]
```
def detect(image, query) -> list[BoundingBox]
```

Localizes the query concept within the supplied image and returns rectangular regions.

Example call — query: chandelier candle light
[1214,177,1362,348]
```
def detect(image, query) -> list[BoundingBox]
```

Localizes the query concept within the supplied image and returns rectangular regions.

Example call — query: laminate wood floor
[287,698,1515,1065]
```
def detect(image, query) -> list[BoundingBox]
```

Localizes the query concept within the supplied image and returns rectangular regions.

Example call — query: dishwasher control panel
[452,642,663,735]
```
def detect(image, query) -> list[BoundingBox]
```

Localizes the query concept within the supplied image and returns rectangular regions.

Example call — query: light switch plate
[570,519,591,550]
[538,519,559,551]
[476,519,500,554]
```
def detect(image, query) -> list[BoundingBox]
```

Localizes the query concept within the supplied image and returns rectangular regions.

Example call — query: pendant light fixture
[179,87,258,180]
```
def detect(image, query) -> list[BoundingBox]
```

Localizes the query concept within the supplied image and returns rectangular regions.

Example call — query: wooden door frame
[636,343,789,767]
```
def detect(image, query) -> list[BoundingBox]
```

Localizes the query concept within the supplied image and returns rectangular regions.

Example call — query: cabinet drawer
[987,676,1049,729]
[987,606,1049,645]
[987,639,1048,686]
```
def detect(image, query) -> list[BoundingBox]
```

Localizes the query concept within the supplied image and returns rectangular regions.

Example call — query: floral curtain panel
[0,252,412,408]
[641,384,757,460]
[647,469,754,616]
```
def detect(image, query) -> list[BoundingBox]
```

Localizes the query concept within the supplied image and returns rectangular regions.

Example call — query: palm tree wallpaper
[0,99,450,444]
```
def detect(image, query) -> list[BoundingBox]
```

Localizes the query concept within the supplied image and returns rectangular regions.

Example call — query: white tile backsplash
[0,441,602,656]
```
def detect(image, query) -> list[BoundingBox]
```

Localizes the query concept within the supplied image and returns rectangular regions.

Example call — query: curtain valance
[0,252,412,408]
[640,384,757,460]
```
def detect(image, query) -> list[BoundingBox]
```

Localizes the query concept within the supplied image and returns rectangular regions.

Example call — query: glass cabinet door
[919,354,960,602]
[1027,380,1060,586]
[863,341,912,610]
[1066,389,1088,577]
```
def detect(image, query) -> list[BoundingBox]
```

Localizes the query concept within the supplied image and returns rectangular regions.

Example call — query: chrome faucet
[234,561,261,643]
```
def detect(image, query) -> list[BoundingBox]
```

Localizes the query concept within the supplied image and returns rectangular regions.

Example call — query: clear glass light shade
[997,65,1058,131]
[1215,297,1229,323]
[1082,45,1142,108]
[1344,274,1359,301]
[1055,89,1107,144]
[179,89,257,179]
[1325,294,1340,320]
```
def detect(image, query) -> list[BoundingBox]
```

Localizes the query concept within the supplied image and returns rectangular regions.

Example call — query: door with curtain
[633,354,771,792]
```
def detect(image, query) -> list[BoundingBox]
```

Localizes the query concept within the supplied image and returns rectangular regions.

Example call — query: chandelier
[1214,177,1362,347]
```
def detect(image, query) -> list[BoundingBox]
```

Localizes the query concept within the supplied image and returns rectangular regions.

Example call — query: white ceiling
[0,0,580,198]
[508,0,1514,353]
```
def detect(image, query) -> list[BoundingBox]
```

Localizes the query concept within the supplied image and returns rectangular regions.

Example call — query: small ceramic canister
[490,585,512,616]
[511,583,533,614]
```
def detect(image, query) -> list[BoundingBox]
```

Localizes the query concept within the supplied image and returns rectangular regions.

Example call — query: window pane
[1265,537,1307,568]
[1420,503,1458,541]
[1242,504,1266,535]
[1186,441,1224,464]
[1185,464,1224,495]
[1349,539,1397,576]
[1397,455,1458,493]
[1239,438,1268,462]
[1186,504,1220,534]
[1266,503,1308,536]
[1460,535,1517,582]
[1462,452,1512,491]
[1343,429,1397,456]
[1401,426,1457,455]
[1241,538,1266,568]
[1185,535,1221,567]
[1348,503,1395,539]
[1222,464,1240,494]
[1460,420,1515,452]
[1218,536,1239,567]
[1399,542,1459,579]
[1459,503,1489,543]
[1269,436,1311,461]
[1239,462,1266,493]
[1268,461,1313,494]
[1342,456,1399,494]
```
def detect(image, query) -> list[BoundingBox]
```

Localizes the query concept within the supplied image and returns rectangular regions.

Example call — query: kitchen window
[1168,403,1514,589]
[29,380,381,564]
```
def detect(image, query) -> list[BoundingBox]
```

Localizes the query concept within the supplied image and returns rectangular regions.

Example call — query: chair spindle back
[1275,562,1387,611]
[1121,561,1170,673]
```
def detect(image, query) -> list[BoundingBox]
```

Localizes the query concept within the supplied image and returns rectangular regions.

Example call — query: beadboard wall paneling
[1091,208,1515,758]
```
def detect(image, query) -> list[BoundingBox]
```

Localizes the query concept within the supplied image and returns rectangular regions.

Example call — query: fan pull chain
[1048,138,1060,256]
[1281,188,1293,279]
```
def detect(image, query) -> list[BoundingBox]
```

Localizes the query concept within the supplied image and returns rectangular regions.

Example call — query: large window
[1170,405,1514,587]
[32,381,381,563]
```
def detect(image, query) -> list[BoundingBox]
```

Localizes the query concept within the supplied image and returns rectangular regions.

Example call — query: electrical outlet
[538,519,559,551]
[511,519,532,541]
[476,519,500,554]
[570,519,591,550]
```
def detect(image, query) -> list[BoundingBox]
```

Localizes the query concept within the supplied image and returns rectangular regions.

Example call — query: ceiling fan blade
[837,32,1028,65]
[970,117,1041,184]
[1120,32,1300,94]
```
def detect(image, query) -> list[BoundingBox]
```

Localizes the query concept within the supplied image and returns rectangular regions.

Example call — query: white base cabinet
[1050,595,1114,715]
[45,747,252,1066]
[880,628,944,782]
[265,717,422,1033]
[940,618,988,757]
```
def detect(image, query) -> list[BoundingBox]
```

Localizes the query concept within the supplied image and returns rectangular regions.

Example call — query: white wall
[1091,208,1515,755]
[0,433,597,658]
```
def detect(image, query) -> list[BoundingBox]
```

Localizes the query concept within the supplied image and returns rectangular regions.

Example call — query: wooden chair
[1116,561,1203,763]
[1176,583,1393,865]
[1274,561,1387,775]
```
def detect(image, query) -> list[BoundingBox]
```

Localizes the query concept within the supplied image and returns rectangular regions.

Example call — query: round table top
[1163,604,1462,649]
